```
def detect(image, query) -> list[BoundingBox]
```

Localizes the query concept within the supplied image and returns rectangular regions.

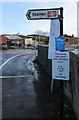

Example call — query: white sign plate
[26,9,59,20]
[48,19,60,59]
[52,51,69,80]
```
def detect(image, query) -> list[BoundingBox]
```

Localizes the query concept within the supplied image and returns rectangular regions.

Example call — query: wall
[37,45,52,76]
[37,45,79,120]
[69,52,79,120]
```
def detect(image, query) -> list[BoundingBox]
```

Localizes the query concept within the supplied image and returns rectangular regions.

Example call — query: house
[6,34,24,49]
[27,34,49,45]
[24,36,38,46]
[18,34,38,47]
[0,36,7,49]
[64,34,77,47]
[25,37,34,45]
[16,35,36,49]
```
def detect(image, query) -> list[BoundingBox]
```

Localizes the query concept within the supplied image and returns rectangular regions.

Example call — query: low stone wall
[37,45,52,77]
[37,45,79,120]
[69,52,79,120]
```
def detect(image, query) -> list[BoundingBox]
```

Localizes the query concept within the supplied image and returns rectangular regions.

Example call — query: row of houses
[0,34,79,50]
[0,34,39,49]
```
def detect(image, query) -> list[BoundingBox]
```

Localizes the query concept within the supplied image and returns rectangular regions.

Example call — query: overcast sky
[0,0,78,36]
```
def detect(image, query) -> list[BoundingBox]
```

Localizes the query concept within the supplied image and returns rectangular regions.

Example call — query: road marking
[0,53,28,69]
[0,75,28,79]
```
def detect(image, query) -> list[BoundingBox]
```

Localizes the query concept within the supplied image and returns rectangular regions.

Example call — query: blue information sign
[55,37,65,51]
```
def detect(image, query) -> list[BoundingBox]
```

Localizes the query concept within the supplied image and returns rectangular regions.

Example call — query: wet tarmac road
[1,50,51,118]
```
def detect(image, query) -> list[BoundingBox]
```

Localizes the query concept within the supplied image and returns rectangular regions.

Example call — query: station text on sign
[32,12,46,16]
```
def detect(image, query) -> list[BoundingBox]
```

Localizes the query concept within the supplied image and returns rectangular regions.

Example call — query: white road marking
[0,75,28,79]
[0,53,29,69]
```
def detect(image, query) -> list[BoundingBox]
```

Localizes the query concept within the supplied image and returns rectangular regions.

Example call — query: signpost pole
[51,77,53,93]
[59,7,64,119]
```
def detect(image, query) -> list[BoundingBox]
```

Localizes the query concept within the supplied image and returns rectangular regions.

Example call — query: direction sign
[26,8,59,20]
[52,51,69,80]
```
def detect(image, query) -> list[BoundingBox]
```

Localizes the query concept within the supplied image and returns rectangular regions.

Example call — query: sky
[0,0,78,37]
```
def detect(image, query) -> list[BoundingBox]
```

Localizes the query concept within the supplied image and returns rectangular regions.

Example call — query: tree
[35,30,49,36]
[35,30,49,44]
[35,30,43,36]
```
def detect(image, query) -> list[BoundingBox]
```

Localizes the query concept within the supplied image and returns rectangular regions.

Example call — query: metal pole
[59,7,64,119]
[51,78,53,93]
[60,7,63,36]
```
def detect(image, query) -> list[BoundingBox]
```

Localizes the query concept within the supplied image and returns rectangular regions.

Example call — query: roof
[7,35,23,40]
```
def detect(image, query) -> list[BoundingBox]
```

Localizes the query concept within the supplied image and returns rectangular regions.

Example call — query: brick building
[0,36,7,49]
[64,34,77,47]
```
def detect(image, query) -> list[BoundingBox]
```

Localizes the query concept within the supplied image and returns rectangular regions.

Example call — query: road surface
[1,49,51,118]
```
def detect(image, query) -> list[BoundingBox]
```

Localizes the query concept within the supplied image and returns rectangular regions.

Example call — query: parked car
[9,46,19,49]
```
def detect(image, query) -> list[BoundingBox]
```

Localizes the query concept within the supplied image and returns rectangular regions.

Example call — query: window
[65,39,68,42]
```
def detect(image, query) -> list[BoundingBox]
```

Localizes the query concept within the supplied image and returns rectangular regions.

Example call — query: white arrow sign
[26,8,59,20]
